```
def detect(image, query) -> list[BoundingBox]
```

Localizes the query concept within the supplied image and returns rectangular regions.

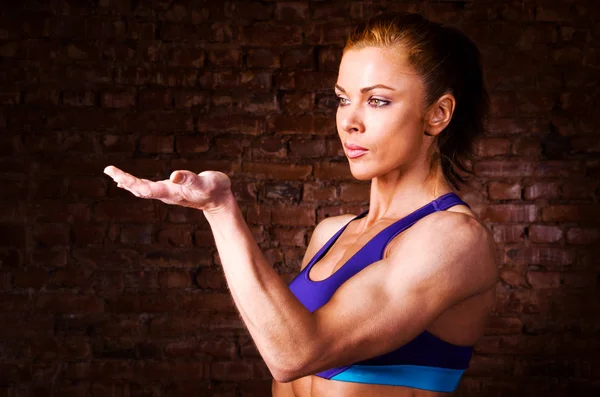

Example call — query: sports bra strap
[369,192,469,258]
[304,193,469,270]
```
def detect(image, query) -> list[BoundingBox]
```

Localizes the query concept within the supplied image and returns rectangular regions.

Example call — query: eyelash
[336,96,390,108]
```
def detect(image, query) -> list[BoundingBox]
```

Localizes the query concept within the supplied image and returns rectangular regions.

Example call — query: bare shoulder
[299,214,357,271]
[389,210,498,295]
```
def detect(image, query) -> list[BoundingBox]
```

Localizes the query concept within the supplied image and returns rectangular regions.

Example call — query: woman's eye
[368,98,389,107]
[337,96,349,106]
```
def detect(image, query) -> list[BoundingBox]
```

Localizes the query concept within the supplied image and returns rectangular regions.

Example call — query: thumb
[170,170,199,186]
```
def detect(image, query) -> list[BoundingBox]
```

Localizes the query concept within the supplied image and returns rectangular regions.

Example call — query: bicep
[298,214,497,376]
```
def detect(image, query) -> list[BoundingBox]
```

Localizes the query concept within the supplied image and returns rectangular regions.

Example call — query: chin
[348,165,377,181]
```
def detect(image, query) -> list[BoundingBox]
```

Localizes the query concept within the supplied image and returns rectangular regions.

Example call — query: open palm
[103,165,232,211]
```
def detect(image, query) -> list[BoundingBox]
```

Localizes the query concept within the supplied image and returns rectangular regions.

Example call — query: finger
[103,165,140,187]
[170,170,199,186]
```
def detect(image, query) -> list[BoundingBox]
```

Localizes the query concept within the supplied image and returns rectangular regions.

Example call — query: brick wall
[1,0,598,396]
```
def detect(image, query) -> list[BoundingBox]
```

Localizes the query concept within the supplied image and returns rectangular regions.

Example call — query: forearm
[203,192,317,379]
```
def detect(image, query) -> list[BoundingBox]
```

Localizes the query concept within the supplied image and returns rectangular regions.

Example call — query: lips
[344,142,368,159]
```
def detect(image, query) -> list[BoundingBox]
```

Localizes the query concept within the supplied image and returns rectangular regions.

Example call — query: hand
[103,165,232,212]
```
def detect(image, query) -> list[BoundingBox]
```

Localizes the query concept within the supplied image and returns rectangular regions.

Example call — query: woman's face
[335,46,430,181]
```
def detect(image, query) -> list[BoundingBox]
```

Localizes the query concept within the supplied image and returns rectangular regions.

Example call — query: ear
[424,93,455,136]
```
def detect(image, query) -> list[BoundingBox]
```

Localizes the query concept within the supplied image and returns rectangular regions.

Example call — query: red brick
[294,71,337,91]
[566,228,600,245]
[488,182,522,200]
[562,272,597,289]
[275,2,308,20]
[282,47,315,70]
[242,163,311,180]
[535,161,584,178]
[100,89,136,108]
[272,207,316,226]
[206,47,241,68]
[100,134,136,153]
[529,225,563,243]
[94,200,157,222]
[478,204,538,223]
[492,225,526,243]
[475,138,512,157]
[524,182,560,200]
[466,354,514,376]
[542,205,600,223]
[499,269,527,288]
[305,23,351,45]
[165,336,236,359]
[505,247,575,266]
[158,270,191,288]
[48,268,90,289]
[239,379,273,397]
[214,70,272,92]
[215,137,245,157]
[241,24,303,46]
[36,293,104,313]
[282,93,315,113]
[302,182,337,202]
[139,89,172,109]
[119,225,153,245]
[194,269,226,290]
[512,137,541,157]
[125,111,194,133]
[32,248,68,267]
[526,271,561,288]
[226,2,274,21]
[318,46,343,72]
[314,162,353,180]
[170,45,205,67]
[561,180,596,200]
[69,177,108,198]
[197,116,264,135]
[173,90,209,108]
[326,139,344,156]
[210,361,255,382]
[139,135,174,153]
[251,137,287,159]
[12,268,48,289]
[123,270,159,290]
[246,48,280,69]
[90,383,129,397]
[289,139,326,158]
[272,227,307,247]
[475,160,535,178]
[268,114,334,135]
[34,223,70,246]
[24,87,60,106]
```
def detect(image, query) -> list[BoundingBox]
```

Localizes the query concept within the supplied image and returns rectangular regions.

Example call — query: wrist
[201,190,237,215]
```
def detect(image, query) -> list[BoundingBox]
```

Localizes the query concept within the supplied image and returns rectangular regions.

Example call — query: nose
[337,104,365,134]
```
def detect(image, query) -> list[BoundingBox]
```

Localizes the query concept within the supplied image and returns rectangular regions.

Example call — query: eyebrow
[335,84,396,93]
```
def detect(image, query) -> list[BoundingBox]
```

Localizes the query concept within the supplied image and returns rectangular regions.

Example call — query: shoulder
[312,214,357,242]
[388,210,498,296]
[299,214,357,271]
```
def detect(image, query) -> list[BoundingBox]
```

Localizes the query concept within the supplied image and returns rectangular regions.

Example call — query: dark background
[1,0,599,396]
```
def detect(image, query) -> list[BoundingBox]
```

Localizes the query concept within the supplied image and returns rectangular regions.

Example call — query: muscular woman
[104,13,498,397]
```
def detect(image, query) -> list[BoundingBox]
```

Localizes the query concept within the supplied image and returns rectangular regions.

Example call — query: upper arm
[296,212,498,377]
[299,215,356,271]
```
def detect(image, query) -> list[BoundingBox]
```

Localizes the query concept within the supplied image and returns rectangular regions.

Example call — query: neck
[362,161,453,228]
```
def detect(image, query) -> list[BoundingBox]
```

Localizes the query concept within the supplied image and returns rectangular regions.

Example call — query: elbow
[268,360,307,383]
[266,349,317,383]
[271,370,296,384]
